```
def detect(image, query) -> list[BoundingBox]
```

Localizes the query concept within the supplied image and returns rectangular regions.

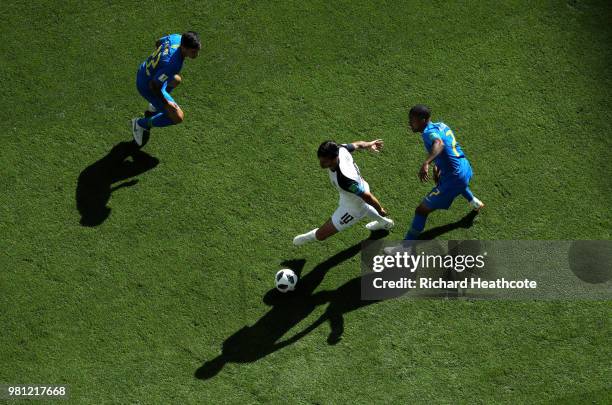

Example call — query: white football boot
[293,234,309,246]
[470,197,485,211]
[365,218,395,231]
[131,118,145,146]
[293,229,318,246]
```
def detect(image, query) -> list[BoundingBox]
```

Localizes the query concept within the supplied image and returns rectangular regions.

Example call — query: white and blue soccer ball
[275,269,298,293]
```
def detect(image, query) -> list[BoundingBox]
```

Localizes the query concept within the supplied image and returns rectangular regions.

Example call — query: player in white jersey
[293,140,394,246]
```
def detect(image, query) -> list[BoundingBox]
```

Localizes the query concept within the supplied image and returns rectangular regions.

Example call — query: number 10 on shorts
[339,213,354,225]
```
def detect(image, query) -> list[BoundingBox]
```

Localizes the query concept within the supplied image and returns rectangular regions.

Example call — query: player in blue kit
[132,31,201,146]
[402,105,484,240]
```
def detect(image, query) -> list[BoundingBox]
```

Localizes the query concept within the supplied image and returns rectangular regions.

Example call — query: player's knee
[170,74,182,87]
[415,204,432,216]
[173,109,184,124]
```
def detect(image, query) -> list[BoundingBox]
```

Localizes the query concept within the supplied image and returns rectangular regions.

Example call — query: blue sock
[404,214,427,240]
[137,112,175,129]
[136,117,148,128]
[462,187,474,202]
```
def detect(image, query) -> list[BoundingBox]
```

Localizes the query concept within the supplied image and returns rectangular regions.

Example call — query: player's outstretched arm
[349,139,384,153]
[360,191,387,217]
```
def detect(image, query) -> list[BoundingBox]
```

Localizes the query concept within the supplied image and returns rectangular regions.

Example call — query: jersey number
[145,45,163,77]
[339,213,354,225]
[445,130,461,157]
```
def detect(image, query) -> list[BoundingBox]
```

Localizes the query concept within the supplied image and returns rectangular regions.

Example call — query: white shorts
[331,181,378,231]
[331,203,381,231]
[331,204,366,231]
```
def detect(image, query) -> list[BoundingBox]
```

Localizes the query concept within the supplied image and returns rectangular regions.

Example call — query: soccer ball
[275,269,298,292]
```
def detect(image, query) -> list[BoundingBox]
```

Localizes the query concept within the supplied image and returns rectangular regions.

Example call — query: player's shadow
[195,230,390,380]
[76,141,159,226]
[419,210,478,240]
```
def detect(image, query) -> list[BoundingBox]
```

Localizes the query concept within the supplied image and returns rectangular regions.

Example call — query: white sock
[364,204,390,224]
[293,228,319,246]
[469,197,483,209]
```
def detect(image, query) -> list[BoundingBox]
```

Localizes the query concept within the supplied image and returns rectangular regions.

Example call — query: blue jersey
[137,34,184,89]
[422,122,471,182]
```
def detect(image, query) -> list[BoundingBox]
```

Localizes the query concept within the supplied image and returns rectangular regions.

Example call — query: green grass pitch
[1,0,611,403]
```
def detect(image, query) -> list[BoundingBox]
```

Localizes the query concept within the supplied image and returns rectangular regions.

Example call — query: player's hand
[433,165,441,185]
[419,162,430,182]
[368,139,384,153]
[379,207,388,217]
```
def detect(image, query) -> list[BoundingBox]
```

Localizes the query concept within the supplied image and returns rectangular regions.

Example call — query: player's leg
[141,74,183,113]
[132,83,176,145]
[132,79,153,145]
[407,180,475,239]
[363,204,395,231]
[461,187,474,201]
[134,81,183,134]
[164,102,184,124]
[293,219,338,246]
[140,103,184,128]
[293,205,361,246]
[404,203,434,240]
[458,163,484,210]
[137,91,183,129]
[384,202,431,255]
[315,219,339,241]
[404,183,457,240]
[133,111,174,146]
[462,186,484,211]
[144,75,182,114]
[354,182,394,231]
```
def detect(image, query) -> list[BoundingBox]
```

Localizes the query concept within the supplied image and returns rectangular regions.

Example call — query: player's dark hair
[409,104,431,120]
[317,141,340,158]
[181,31,201,49]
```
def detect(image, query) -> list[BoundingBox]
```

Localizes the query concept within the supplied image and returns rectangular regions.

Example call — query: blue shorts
[136,73,176,112]
[423,159,474,210]
[423,175,471,210]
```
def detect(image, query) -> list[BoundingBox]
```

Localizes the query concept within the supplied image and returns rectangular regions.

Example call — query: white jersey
[328,145,369,209]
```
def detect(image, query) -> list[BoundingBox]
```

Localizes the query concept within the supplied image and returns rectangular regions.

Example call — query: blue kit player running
[403,105,484,240]
[132,31,201,146]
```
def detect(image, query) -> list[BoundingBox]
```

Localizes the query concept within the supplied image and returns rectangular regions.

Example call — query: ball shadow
[195,230,390,380]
